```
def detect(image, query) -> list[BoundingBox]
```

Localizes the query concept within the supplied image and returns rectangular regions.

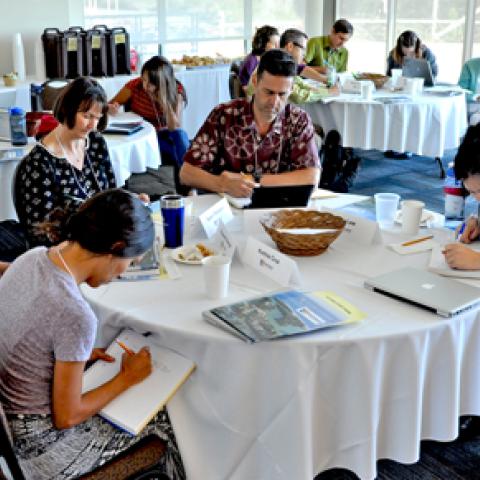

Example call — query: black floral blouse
[16,131,116,246]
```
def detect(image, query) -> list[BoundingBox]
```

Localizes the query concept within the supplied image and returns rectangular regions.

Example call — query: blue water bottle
[160,194,184,248]
[9,107,27,146]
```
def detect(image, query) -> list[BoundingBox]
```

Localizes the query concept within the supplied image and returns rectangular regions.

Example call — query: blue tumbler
[160,194,184,248]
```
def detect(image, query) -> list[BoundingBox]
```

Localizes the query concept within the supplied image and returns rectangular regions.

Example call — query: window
[84,0,306,62]
[337,0,388,74]
[471,1,480,57]
[395,0,467,83]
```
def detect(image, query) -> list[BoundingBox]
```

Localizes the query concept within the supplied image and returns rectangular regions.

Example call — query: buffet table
[0,66,230,140]
[300,89,467,158]
[82,194,480,480]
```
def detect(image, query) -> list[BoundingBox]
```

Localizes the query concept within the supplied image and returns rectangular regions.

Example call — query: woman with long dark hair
[386,30,438,77]
[109,55,189,170]
[0,188,185,479]
[238,25,280,90]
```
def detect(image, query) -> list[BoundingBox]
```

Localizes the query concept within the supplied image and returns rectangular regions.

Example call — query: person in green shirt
[305,18,353,74]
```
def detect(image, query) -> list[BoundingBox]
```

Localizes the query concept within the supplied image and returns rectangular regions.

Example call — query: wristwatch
[253,170,262,184]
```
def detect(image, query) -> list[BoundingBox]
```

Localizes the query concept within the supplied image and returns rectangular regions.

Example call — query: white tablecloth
[0,117,160,221]
[82,195,480,480]
[300,91,468,158]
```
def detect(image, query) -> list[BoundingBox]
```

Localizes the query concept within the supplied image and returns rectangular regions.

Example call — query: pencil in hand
[116,340,135,356]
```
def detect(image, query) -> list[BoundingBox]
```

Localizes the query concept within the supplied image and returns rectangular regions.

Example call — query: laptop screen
[402,58,434,87]
[247,184,315,209]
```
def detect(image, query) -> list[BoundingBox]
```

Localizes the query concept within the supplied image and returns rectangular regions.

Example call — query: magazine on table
[203,290,365,343]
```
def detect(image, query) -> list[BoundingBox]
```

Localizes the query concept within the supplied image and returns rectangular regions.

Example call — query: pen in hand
[457,221,466,240]
[116,340,135,356]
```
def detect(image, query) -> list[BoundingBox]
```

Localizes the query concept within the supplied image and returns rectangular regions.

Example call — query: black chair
[0,402,170,480]
[229,59,245,99]
[30,79,70,111]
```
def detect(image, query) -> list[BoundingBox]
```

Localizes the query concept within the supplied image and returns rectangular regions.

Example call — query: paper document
[83,329,195,435]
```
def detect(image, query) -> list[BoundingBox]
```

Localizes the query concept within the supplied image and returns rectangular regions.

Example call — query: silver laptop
[402,58,435,87]
[364,267,480,317]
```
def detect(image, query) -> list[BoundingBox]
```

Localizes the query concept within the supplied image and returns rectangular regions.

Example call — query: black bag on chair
[319,129,361,193]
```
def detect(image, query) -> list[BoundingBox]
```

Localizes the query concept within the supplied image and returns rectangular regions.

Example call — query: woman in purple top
[239,25,280,91]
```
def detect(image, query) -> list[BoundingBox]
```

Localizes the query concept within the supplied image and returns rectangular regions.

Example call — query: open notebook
[82,329,195,435]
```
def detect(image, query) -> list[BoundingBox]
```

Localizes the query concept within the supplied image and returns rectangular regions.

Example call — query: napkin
[388,239,437,255]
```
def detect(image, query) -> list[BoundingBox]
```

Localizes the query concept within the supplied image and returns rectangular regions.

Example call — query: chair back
[0,403,27,480]
[229,59,245,99]
[40,79,70,110]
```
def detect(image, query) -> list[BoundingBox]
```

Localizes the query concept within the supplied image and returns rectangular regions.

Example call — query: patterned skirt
[8,408,185,480]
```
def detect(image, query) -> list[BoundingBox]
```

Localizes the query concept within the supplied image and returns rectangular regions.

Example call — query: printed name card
[199,198,234,238]
[241,237,301,287]
[322,208,381,247]
[210,222,237,259]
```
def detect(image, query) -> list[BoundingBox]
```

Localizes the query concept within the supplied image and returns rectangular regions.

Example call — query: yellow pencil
[401,235,434,247]
[116,340,135,356]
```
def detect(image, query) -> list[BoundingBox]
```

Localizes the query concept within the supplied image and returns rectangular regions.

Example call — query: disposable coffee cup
[374,192,400,228]
[401,200,425,235]
[202,255,231,299]
[404,78,417,95]
[390,68,402,88]
[360,80,374,100]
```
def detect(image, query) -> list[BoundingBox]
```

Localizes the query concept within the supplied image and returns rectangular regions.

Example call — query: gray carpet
[347,148,456,214]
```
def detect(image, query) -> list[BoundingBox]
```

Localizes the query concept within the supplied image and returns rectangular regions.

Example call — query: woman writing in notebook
[386,30,438,77]
[443,124,480,270]
[109,55,189,171]
[0,189,185,479]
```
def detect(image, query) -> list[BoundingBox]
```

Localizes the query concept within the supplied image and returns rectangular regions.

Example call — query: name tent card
[199,198,234,238]
[241,236,302,287]
[210,222,237,259]
[322,208,382,247]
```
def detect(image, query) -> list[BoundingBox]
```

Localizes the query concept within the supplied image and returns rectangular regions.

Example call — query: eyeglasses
[293,41,306,51]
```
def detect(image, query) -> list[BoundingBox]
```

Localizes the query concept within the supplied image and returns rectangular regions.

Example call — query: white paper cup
[404,77,421,95]
[374,193,400,228]
[414,77,424,94]
[401,200,425,234]
[202,255,231,299]
[360,80,374,100]
[391,68,402,87]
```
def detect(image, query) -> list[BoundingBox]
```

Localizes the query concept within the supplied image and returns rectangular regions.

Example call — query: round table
[300,89,467,159]
[82,194,480,480]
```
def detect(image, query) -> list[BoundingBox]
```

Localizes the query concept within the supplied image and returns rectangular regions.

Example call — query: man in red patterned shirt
[180,49,320,198]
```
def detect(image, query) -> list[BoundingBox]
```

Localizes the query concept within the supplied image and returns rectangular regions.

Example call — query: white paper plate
[171,244,215,265]
[394,209,435,226]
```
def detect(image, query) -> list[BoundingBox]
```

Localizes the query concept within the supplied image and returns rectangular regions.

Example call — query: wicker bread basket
[355,73,389,89]
[261,210,345,256]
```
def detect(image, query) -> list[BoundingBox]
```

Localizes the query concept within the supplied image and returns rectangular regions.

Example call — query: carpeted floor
[315,147,480,480]
[347,148,457,214]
